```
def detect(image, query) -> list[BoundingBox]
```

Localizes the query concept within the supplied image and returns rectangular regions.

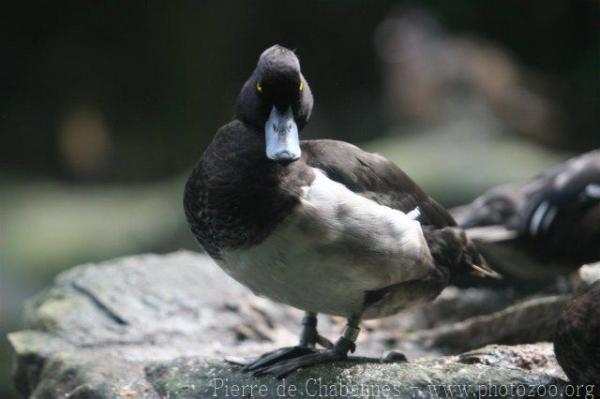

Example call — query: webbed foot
[252,348,347,379]
[250,335,356,379]
[242,346,318,372]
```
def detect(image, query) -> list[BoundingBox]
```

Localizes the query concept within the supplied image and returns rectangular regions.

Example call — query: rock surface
[9,251,570,398]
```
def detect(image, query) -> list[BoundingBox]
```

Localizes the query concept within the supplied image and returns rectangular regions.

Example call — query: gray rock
[416,295,569,353]
[8,252,568,398]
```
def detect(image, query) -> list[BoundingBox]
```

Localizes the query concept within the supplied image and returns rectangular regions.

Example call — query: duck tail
[470,259,502,279]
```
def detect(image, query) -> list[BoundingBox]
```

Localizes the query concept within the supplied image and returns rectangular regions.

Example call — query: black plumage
[184,45,497,378]
[554,281,600,389]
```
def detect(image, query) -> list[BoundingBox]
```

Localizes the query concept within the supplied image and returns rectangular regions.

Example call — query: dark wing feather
[519,149,600,236]
[454,149,600,263]
[301,139,456,228]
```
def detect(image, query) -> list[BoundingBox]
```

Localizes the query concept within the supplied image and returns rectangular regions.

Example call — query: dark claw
[242,346,317,372]
[348,342,356,353]
[253,350,346,379]
[381,351,408,363]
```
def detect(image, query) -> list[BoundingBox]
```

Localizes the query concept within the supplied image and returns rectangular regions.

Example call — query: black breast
[184,120,313,258]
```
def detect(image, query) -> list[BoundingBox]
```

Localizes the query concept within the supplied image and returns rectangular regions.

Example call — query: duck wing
[301,139,456,228]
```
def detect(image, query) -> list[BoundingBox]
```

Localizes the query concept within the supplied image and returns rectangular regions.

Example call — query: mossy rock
[8,252,568,398]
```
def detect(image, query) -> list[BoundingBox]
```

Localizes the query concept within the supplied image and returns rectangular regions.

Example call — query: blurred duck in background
[452,150,600,288]
[554,280,600,389]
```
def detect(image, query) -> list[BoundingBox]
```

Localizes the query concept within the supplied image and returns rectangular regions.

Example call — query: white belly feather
[218,168,434,317]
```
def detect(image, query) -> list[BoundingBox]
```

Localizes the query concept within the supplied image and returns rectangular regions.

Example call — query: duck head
[237,45,313,163]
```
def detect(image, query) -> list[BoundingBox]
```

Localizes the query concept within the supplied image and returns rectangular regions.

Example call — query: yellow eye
[299,80,304,92]
[256,81,263,93]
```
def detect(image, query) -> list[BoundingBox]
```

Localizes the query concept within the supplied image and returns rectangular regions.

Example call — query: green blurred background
[1,1,598,396]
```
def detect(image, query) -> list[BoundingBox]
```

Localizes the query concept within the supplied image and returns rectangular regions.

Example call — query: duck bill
[265,106,301,162]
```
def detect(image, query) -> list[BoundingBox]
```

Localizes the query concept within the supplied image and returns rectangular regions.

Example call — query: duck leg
[242,312,332,371]
[252,316,361,379]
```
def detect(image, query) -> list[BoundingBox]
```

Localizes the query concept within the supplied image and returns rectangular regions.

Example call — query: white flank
[406,207,421,220]
[218,168,434,318]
